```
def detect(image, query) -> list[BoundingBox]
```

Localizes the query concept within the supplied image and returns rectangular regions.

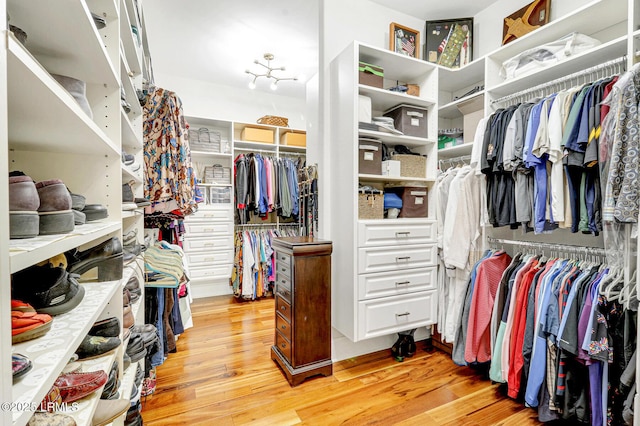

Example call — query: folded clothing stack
[144,243,185,287]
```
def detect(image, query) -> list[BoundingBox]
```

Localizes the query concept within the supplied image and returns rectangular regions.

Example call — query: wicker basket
[257,115,289,127]
[358,191,384,219]
[391,154,427,178]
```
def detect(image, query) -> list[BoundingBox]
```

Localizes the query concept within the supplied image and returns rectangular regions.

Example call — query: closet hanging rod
[487,237,606,256]
[491,55,627,105]
[234,147,277,155]
[236,223,299,228]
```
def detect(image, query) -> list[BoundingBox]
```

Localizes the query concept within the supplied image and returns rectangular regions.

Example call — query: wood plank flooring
[141,296,542,425]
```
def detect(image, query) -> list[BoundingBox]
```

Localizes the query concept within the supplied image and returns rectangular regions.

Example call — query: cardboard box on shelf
[240,127,274,144]
[280,132,306,147]
[358,61,383,88]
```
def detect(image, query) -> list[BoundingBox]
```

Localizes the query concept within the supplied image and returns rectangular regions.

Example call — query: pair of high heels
[391,331,417,362]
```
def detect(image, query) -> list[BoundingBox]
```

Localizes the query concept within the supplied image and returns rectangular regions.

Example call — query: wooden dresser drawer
[275,312,292,342]
[276,277,292,303]
[358,267,437,300]
[185,250,233,267]
[275,331,292,362]
[358,244,436,274]
[276,252,291,267]
[358,220,436,247]
[276,259,292,278]
[357,291,437,340]
[184,222,234,238]
[182,235,233,252]
[275,294,292,323]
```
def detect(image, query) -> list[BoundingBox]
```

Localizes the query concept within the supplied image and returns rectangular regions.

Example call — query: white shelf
[119,0,143,75]
[437,58,486,92]
[11,280,121,425]
[487,36,628,98]
[233,141,277,151]
[358,85,436,112]
[122,164,143,185]
[120,57,143,118]
[9,221,121,274]
[120,361,140,401]
[438,91,485,119]
[198,183,232,187]
[122,209,144,219]
[131,293,144,322]
[486,0,626,62]
[358,129,435,149]
[7,0,119,87]
[279,145,307,153]
[437,143,474,158]
[121,108,143,150]
[358,174,434,183]
[358,42,437,82]
[190,151,233,158]
[7,35,119,156]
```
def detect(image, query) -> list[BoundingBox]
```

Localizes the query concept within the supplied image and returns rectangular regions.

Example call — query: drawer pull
[281,268,287,272]
[395,232,410,237]
[395,281,410,286]
[396,312,410,317]
[204,214,215,218]
[281,325,287,330]
[204,243,214,247]
[280,305,287,312]
[203,228,215,232]
[204,257,215,261]
[281,343,287,348]
[396,256,411,262]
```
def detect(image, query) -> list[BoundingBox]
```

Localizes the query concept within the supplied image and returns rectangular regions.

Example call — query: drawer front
[358,221,436,247]
[185,208,233,222]
[184,222,233,238]
[358,267,437,300]
[358,244,437,274]
[275,275,292,302]
[358,291,437,340]
[189,264,232,279]
[185,250,233,267]
[182,236,233,252]
[275,312,292,342]
[275,330,292,362]
[276,259,292,278]
[275,294,292,323]
[276,252,291,266]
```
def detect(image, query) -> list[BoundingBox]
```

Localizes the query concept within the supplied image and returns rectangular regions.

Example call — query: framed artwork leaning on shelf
[389,22,420,59]
[424,18,473,68]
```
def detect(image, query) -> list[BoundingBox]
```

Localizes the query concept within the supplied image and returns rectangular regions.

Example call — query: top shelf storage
[359,43,437,83]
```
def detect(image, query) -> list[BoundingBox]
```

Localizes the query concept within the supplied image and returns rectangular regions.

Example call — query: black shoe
[126,334,147,362]
[12,265,85,316]
[76,335,121,360]
[89,317,121,338]
[67,237,123,282]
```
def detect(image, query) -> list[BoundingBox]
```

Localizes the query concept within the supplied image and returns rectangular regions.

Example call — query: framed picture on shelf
[502,0,551,45]
[424,18,473,68]
[389,22,420,59]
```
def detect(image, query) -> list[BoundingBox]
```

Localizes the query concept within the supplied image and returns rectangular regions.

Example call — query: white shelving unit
[330,41,438,342]
[1,0,150,423]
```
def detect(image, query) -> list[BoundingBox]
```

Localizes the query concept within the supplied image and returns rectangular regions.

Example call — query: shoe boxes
[280,131,306,147]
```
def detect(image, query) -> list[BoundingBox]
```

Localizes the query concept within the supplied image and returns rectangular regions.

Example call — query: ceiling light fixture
[245,53,298,90]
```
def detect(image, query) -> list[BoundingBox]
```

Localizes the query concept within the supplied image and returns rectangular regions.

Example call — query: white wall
[473,0,585,57]
[154,71,307,128]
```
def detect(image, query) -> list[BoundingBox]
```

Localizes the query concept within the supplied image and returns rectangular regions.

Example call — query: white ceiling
[143,0,497,99]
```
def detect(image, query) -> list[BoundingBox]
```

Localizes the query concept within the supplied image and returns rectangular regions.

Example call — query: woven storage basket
[391,154,427,178]
[257,115,289,127]
[358,191,384,219]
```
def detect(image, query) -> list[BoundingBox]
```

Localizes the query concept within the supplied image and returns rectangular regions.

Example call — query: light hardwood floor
[141,296,541,425]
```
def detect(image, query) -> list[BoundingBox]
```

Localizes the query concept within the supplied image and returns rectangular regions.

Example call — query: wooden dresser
[271,237,333,386]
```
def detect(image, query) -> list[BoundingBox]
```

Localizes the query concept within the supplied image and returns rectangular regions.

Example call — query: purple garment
[589,361,604,426]
[576,275,602,363]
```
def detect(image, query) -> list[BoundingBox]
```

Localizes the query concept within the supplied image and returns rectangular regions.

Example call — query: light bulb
[248,79,256,90]
[270,80,278,91]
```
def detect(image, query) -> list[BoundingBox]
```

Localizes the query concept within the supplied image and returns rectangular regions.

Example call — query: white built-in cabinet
[330,42,439,342]
[182,116,307,298]
[0,0,149,424]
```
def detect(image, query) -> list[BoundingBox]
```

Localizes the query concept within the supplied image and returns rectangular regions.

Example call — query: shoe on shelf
[75,335,121,360]
[125,401,143,426]
[36,179,74,236]
[92,399,129,426]
[9,173,40,239]
[37,253,68,270]
[81,203,108,222]
[73,209,86,225]
[134,363,144,387]
[50,74,93,119]
[100,360,120,400]
[131,324,158,347]
[91,12,106,30]
[12,265,85,316]
[67,190,86,211]
[122,182,134,203]
[125,276,142,302]
[28,411,76,426]
[141,368,156,396]
[125,334,147,363]
[12,353,32,381]
[123,351,131,372]
[89,317,121,338]
[54,371,108,403]
[123,304,135,330]
[66,237,124,282]
[11,309,53,343]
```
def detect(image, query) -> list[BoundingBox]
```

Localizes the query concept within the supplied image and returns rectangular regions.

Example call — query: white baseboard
[189,278,233,299]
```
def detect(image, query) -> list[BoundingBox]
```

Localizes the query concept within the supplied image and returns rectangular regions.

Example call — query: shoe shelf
[7,35,119,157]
[9,221,121,274]
[122,210,144,220]
[11,279,121,426]
[357,129,435,149]
[121,109,143,151]
[57,350,118,425]
[120,59,143,120]
[122,163,143,185]
[119,360,139,402]
[7,0,119,89]
[119,0,143,76]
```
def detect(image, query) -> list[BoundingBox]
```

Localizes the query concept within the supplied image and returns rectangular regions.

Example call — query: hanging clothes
[143,87,202,215]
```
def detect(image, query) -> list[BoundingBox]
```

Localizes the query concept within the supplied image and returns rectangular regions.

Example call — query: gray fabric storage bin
[383,104,428,138]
